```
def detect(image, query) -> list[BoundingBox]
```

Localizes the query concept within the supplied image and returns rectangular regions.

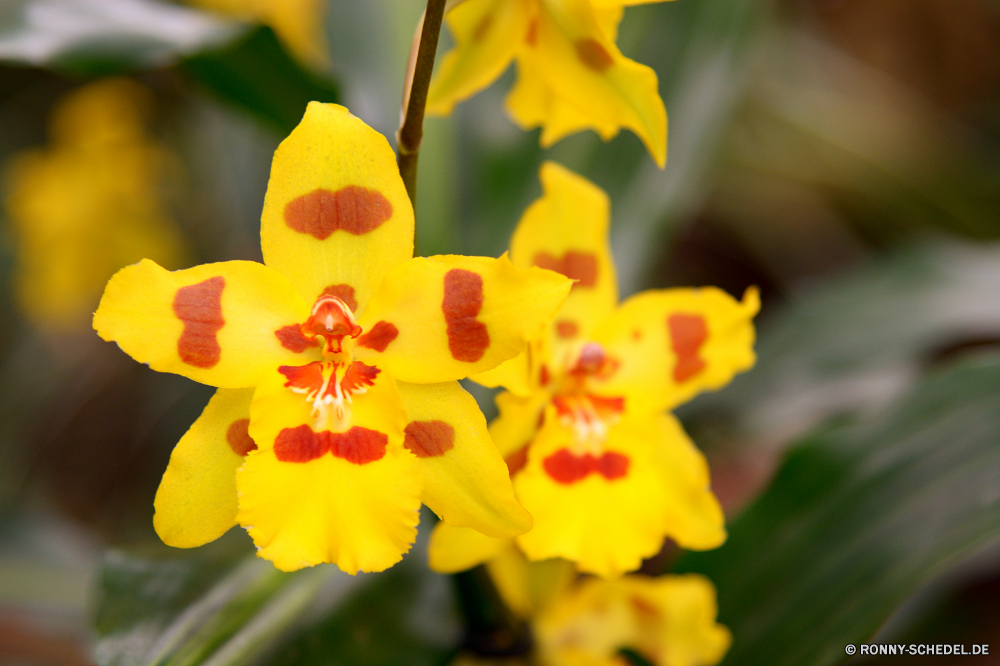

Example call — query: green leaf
[0,0,241,74]
[93,529,459,666]
[675,353,1000,666]
[181,26,339,137]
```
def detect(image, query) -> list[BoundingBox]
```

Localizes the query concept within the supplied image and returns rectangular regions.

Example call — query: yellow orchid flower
[534,572,731,666]
[4,78,185,330]
[93,103,573,574]
[428,162,758,577]
[427,0,671,166]
[189,0,328,68]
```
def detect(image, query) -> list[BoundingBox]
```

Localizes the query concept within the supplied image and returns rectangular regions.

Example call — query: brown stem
[397,0,447,209]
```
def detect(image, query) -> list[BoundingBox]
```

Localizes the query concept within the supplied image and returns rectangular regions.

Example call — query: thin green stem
[397,0,447,209]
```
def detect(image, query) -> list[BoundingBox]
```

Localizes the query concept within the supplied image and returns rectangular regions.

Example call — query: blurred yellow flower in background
[189,0,328,68]
[429,162,758,577]
[4,78,185,330]
[427,0,671,166]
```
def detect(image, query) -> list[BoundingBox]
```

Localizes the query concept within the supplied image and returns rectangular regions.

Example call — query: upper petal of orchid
[354,254,572,384]
[94,259,315,388]
[153,388,255,548]
[509,162,619,352]
[426,0,533,116]
[513,0,667,166]
[589,286,760,415]
[236,364,420,573]
[260,103,414,316]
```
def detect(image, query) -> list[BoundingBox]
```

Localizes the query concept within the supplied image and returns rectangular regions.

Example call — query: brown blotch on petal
[275,324,318,353]
[505,444,529,477]
[442,269,490,362]
[525,18,538,46]
[274,424,387,465]
[284,186,393,240]
[555,320,579,339]
[574,38,614,72]
[226,418,257,456]
[533,251,598,289]
[668,313,708,382]
[173,276,225,368]
[403,420,455,458]
[321,283,358,312]
[357,320,399,352]
[473,14,493,41]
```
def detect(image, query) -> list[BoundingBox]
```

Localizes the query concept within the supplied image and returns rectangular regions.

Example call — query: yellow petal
[511,0,667,166]
[153,388,255,548]
[94,259,314,388]
[427,521,509,573]
[397,381,532,537]
[426,0,533,116]
[514,413,670,577]
[468,349,534,397]
[485,547,577,618]
[509,162,618,353]
[260,103,413,316]
[590,286,759,415]
[489,389,550,459]
[236,364,420,573]
[535,574,730,666]
[354,254,572,384]
[654,414,725,550]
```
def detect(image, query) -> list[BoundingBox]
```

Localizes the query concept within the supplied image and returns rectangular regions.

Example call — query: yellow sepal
[397,380,532,538]
[153,388,255,548]
[93,259,313,388]
[427,521,509,573]
[354,254,572,384]
[260,103,413,316]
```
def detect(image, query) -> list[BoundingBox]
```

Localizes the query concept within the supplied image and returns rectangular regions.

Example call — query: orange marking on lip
[542,448,628,484]
[173,276,225,368]
[668,314,708,382]
[226,418,257,456]
[533,251,598,289]
[442,269,490,362]
[284,186,393,240]
[403,420,455,458]
[273,424,387,464]
[357,320,399,352]
[340,361,379,395]
[555,320,579,338]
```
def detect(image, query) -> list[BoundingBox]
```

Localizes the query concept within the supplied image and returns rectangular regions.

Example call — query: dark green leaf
[0,0,241,75]
[675,353,1000,666]
[181,26,339,136]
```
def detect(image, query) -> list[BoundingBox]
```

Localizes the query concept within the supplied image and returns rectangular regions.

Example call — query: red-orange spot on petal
[443,269,490,362]
[631,328,642,341]
[340,361,380,395]
[321,283,358,312]
[539,364,551,387]
[542,448,629,484]
[555,320,579,339]
[505,444,529,477]
[329,426,387,465]
[526,18,538,46]
[274,425,387,464]
[668,314,708,382]
[274,424,328,462]
[226,418,257,456]
[574,38,613,72]
[275,324,318,353]
[173,276,225,368]
[403,420,455,458]
[284,186,393,240]
[357,320,399,352]
[533,251,598,289]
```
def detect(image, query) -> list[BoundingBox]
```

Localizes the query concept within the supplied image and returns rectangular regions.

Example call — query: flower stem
[397,0,447,209]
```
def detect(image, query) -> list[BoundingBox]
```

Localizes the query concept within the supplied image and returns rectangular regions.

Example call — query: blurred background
[0,0,999,664]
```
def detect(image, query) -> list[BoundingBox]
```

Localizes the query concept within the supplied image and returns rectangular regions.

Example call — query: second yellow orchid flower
[427,0,672,167]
